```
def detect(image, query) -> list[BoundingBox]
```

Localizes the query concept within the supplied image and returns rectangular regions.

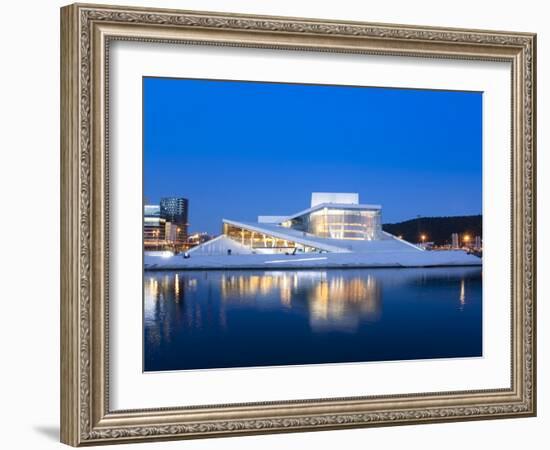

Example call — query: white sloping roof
[222,219,425,255]
[222,219,351,253]
[282,202,381,222]
[187,235,254,255]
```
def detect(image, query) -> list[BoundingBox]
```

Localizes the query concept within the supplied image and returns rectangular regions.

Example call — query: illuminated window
[298,207,381,240]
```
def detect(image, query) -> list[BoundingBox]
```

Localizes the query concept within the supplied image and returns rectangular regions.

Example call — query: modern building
[160,197,189,243]
[190,193,413,256]
[146,193,482,269]
[165,222,179,249]
[220,192,382,253]
[144,205,166,250]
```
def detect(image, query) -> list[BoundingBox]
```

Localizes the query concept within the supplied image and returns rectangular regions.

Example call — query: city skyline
[144,77,482,236]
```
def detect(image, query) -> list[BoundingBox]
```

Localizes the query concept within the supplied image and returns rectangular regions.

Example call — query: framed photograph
[60,3,537,446]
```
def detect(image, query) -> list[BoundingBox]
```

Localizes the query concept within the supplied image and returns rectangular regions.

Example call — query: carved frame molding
[61,3,536,446]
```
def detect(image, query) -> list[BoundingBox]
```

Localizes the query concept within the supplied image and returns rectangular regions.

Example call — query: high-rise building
[160,197,189,243]
[144,205,166,250]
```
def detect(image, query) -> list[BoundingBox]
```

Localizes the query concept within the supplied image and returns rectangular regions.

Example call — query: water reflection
[217,271,382,331]
[144,267,482,371]
[308,276,382,331]
[459,278,466,311]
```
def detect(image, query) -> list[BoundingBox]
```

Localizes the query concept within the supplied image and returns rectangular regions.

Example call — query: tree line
[382,215,482,246]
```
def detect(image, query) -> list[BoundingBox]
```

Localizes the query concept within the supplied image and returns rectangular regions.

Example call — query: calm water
[144,267,482,371]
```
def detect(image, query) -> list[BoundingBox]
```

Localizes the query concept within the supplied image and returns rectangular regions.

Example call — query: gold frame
[60,3,537,446]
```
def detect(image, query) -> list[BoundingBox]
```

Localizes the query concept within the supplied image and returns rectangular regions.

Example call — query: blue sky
[144,77,482,235]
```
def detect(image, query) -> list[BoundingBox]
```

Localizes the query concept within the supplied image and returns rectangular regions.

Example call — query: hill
[382,215,482,246]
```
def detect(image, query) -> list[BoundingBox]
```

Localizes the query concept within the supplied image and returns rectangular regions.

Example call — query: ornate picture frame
[60,3,536,446]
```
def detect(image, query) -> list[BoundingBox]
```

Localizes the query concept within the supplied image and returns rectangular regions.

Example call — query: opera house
[144,193,482,270]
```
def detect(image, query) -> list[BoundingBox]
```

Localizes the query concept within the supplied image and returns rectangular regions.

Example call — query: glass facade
[224,224,320,253]
[143,216,166,249]
[286,207,381,240]
[160,197,189,242]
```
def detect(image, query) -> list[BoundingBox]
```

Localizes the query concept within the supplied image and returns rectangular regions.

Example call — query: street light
[420,234,427,243]
[463,234,471,247]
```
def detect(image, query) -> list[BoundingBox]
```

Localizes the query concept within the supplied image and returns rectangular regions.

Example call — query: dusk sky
[144,77,482,236]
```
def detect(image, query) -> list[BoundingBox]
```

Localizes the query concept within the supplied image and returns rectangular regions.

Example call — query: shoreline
[144,262,481,271]
[144,249,481,271]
